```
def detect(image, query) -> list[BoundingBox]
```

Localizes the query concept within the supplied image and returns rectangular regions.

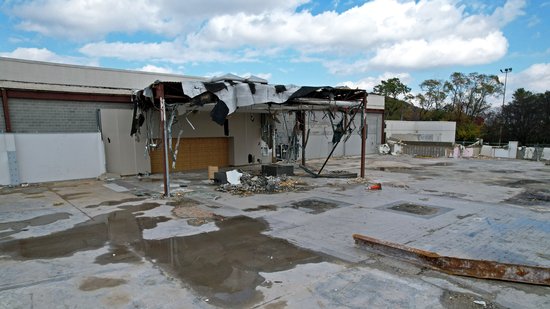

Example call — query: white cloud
[5,0,308,40]
[338,72,412,92]
[5,0,526,71]
[510,63,550,93]
[369,32,508,69]
[187,0,524,69]
[79,41,235,63]
[0,47,96,66]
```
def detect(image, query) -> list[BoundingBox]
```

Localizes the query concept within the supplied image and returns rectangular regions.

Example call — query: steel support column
[360,94,367,178]
[301,110,306,166]
[156,84,170,197]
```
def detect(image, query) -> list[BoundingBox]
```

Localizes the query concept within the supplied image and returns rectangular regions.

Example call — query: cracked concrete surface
[1,155,549,308]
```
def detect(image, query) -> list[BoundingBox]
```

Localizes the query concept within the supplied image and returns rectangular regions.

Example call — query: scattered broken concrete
[217,172,310,196]
[1,155,549,308]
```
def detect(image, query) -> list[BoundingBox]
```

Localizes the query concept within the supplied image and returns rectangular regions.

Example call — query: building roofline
[0,56,206,81]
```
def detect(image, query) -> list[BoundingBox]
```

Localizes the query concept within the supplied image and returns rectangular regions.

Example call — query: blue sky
[0,0,549,105]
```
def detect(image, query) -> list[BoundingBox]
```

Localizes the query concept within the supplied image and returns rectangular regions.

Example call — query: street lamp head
[500,68,512,74]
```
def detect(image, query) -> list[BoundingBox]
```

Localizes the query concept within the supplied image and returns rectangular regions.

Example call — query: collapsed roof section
[133,77,367,127]
[131,76,369,196]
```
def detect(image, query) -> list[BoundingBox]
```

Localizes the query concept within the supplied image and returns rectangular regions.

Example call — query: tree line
[373,74,549,145]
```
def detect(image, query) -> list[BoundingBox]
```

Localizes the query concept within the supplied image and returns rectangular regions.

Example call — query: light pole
[500,68,512,107]
[499,67,512,145]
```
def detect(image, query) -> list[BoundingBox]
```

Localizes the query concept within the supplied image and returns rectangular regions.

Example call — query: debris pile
[217,172,302,196]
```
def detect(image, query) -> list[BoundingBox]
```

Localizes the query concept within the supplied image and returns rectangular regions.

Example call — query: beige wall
[146,110,263,166]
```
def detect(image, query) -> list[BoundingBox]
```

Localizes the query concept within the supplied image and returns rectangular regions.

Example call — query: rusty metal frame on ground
[353,234,550,286]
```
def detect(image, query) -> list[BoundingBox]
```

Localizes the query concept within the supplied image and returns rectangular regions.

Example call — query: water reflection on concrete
[0,204,324,307]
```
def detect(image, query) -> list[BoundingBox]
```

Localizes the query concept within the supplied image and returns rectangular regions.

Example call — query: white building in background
[385,120,456,143]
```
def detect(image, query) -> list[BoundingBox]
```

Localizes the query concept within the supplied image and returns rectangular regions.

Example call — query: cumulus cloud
[338,72,412,92]
[4,0,526,71]
[79,41,235,63]
[510,63,550,93]
[369,32,508,70]
[0,47,96,65]
[5,0,308,40]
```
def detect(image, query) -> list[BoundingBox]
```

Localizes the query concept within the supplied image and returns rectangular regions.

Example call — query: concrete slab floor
[0,155,549,308]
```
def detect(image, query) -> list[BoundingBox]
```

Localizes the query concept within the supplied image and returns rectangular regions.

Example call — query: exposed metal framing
[316,99,365,176]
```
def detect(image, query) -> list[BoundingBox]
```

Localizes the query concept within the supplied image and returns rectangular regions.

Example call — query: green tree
[444,72,502,119]
[501,88,546,145]
[418,79,447,111]
[374,77,413,120]
[373,77,411,100]
[416,79,447,120]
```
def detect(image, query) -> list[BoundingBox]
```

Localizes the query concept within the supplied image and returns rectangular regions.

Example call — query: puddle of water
[291,199,338,214]
[0,203,162,259]
[95,244,143,265]
[389,203,438,216]
[0,212,72,238]
[143,216,324,307]
[0,206,323,308]
[243,205,278,212]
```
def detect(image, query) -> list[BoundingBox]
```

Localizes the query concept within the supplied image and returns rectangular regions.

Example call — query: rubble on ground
[217,172,304,196]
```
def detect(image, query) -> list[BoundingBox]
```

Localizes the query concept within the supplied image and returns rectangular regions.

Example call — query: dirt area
[389,203,439,216]
[291,199,339,214]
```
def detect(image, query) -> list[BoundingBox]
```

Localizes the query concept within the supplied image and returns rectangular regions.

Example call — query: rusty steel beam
[6,89,131,103]
[353,234,550,286]
[1,88,12,132]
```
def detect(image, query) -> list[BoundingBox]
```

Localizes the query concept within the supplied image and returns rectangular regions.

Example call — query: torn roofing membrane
[132,77,367,127]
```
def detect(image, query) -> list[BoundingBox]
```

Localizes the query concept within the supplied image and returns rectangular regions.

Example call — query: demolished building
[0,57,384,186]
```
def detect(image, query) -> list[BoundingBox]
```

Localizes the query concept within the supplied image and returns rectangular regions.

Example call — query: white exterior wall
[229,113,263,165]
[0,133,106,185]
[367,94,385,110]
[385,121,456,142]
[100,109,150,175]
[0,134,16,185]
